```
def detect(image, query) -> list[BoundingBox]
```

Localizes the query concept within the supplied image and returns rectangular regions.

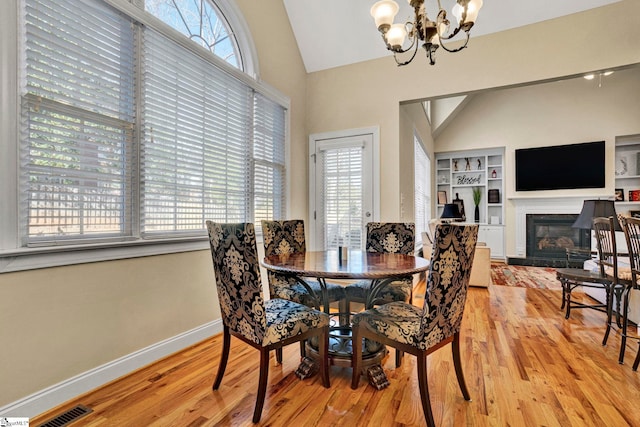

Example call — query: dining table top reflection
[261,250,430,281]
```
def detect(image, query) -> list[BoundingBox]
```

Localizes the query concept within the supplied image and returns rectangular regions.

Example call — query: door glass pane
[320,146,364,250]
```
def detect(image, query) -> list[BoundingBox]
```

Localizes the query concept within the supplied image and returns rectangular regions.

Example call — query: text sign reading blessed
[455,174,482,185]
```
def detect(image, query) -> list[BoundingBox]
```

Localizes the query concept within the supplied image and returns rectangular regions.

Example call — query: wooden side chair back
[594,216,629,350]
[206,221,330,423]
[261,219,345,310]
[593,216,618,278]
[351,222,478,427]
[619,215,640,370]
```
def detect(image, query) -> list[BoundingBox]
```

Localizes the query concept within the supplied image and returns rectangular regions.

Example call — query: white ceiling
[283,0,622,73]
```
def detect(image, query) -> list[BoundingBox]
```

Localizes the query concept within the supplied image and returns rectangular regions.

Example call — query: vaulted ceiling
[283,0,622,73]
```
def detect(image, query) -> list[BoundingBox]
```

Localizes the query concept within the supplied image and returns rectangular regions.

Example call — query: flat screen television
[515,141,605,191]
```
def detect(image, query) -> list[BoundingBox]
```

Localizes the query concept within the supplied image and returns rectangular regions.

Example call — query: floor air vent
[37,404,93,427]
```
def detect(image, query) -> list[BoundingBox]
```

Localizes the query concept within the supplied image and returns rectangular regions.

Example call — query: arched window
[13,0,285,263]
[145,0,241,69]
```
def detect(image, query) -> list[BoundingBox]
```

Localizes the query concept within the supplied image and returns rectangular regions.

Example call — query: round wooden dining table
[262,250,429,389]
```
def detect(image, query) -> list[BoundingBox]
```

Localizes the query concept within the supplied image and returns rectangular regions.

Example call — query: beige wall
[0,0,307,408]
[3,0,640,412]
[0,252,218,403]
[434,67,640,257]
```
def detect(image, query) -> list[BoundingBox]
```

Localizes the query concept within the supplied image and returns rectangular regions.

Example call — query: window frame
[0,0,290,273]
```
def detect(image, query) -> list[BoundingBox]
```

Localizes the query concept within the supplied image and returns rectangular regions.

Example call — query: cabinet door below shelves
[478,225,504,259]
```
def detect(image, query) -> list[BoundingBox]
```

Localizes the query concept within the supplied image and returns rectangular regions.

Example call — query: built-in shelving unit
[435,147,505,258]
[614,134,640,215]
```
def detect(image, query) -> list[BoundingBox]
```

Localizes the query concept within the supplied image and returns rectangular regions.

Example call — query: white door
[309,128,379,251]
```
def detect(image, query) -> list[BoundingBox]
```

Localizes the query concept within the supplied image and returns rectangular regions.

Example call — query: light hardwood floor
[32,282,640,426]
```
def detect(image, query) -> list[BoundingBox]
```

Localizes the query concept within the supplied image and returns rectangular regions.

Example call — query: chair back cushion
[418,223,478,349]
[261,220,308,296]
[365,222,415,255]
[207,222,266,345]
[261,220,306,256]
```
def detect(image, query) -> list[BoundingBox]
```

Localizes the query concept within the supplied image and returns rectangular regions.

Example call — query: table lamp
[441,203,462,221]
[572,199,621,231]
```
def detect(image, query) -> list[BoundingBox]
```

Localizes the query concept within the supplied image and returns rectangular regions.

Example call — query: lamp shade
[370,0,399,29]
[441,203,462,219]
[572,199,621,231]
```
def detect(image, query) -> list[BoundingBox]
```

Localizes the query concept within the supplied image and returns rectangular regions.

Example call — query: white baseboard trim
[0,319,222,418]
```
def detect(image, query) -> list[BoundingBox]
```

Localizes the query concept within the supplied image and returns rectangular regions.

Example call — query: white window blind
[414,134,430,244]
[19,0,287,250]
[22,0,135,244]
[319,145,364,250]
[141,27,252,236]
[253,92,286,223]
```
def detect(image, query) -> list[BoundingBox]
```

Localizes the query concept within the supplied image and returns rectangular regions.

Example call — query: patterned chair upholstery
[351,223,478,427]
[206,222,330,423]
[262,220,346,309]
[344,222,415,305]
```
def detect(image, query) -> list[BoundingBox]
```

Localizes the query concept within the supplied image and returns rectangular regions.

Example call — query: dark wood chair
[555,221,613,320]
[350,222,478,427]
[592,216,632,355]
[617,215,640,369]
[206,222,330,423]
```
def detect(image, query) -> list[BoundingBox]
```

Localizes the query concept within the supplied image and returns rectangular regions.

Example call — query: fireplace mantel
[513,197,587,258]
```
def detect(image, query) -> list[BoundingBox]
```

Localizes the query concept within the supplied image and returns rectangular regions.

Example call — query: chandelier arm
[393,34,420,66]
[439,31,470,53]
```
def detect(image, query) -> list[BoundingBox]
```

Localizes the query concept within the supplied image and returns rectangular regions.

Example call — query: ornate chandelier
[370,0,483,66]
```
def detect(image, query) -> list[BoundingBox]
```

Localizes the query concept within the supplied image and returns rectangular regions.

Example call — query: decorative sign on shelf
[455,174,482,185]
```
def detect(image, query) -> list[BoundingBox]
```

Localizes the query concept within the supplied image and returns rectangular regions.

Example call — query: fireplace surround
[511,197,591,266]
[522,214,590,266]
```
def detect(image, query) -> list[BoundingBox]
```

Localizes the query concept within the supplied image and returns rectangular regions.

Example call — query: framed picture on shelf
[615,188,625,201]
[630,210,640,218]
[437,191,447,205]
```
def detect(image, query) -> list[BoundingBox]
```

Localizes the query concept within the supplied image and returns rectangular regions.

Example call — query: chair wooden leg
[319,326,330,388]
[351,324,362,389]
[603,285,614,346]
[395,350,403,368]
[213,326,230,390]
[299,340,306,358]
[416,352,436,427]
[452,332,471,401]
[253,348,270,424]
[276,347,283,364]
[633,345,640,371]
[619,287,632,364]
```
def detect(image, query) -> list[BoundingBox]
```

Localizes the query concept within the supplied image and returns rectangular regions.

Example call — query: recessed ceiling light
[584,74,595,80]
[603,71,614,76]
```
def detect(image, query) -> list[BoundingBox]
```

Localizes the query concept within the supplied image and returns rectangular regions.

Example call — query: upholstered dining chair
[343,222,415,367]
[350,222,478,427]
[206,222,330,423]
[344,222,415,307]
[261,219,346,310]
[617,215,640,370]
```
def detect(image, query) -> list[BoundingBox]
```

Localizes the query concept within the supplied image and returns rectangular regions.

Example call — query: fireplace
[517,214,590,266]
